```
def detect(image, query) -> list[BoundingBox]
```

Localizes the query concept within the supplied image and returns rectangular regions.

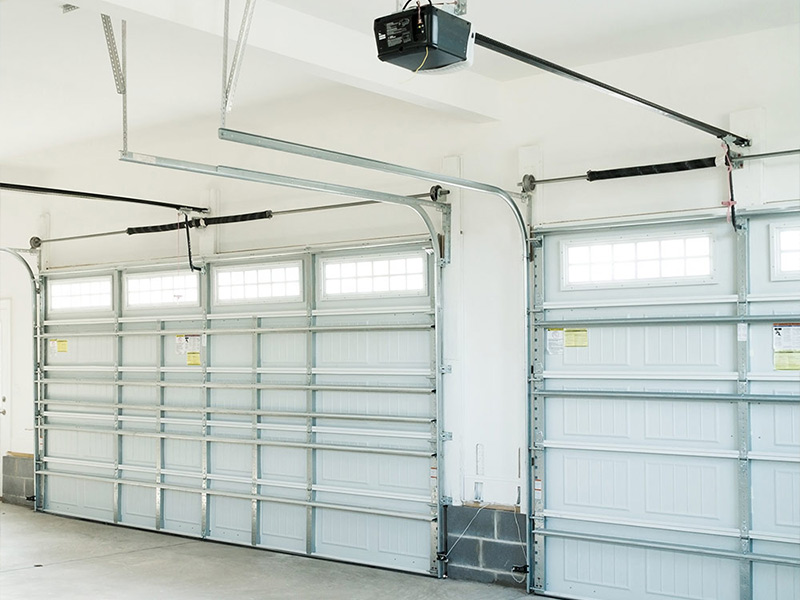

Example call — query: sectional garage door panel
[37,244,440,575]
[544,537,741,600]
[532,214,800,600]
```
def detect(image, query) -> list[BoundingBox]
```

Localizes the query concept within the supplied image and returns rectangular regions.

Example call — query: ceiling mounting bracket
[101,14,125,95]
[101,14,128,152]
[221,0,257,125]
[395,1,466,15]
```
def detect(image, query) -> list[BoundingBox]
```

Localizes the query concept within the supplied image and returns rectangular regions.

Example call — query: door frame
[0,298,12,496]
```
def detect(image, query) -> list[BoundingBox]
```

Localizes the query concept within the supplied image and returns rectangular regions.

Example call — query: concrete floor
[0,504,528,600]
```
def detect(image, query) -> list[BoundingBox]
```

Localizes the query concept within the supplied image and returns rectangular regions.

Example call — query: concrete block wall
[444,505,528,588]
[2,454,34,507]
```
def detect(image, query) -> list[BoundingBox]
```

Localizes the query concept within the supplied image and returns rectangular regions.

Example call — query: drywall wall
[0,205,38,455]
[0,24,797,511]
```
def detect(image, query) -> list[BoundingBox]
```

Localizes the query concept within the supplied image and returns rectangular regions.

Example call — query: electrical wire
[402,0,432,9]
[514,510,528,563]
[414,47,429,72]
[510,509,528,584]
[401,0,455,7]
[444,504,486,559]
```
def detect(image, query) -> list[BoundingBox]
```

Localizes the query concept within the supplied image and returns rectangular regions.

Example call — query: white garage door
[36,242,441,574]
[531,212,800,599]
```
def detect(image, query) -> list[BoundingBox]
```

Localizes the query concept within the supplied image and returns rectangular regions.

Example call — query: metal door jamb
[735,219,753,600]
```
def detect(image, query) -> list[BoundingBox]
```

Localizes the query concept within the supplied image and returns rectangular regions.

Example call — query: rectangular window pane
[49,277,112,311]
[777,228,800,276]
[323,252,428,297]
[215,262,303,304]
[564,234,713,287]
[780,229,800,251]
[126,271,199,307]
[782,251,800,272]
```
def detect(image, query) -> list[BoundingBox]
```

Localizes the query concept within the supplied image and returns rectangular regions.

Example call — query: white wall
[0,202,38,455]
[0,24,797,509]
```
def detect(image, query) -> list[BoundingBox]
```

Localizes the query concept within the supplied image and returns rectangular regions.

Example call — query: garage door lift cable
[183,213,202,272]
[722,142,741,231]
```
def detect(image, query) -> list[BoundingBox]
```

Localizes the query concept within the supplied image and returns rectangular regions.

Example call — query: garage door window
[126,271,199,307]
[48,276,112,311]
[321,253,426,298]
[215,262,302,303]
[562,233,712,288]
[773,227,800,279]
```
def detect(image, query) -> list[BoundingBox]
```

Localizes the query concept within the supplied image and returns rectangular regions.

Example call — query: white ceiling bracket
[221,0,257,125]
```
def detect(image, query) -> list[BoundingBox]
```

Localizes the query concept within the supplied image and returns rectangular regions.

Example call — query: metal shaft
[735,148,800,162]
[525,147,800,188]
[0,181,208,213]
[30,229,127,248]
[272,201,377,215]
[28,198,429,247]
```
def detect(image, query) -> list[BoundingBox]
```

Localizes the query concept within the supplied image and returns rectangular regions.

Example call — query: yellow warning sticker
[773,324,800,370]
[56,339,68,353]
[774,351,800,371]
[564,328,588,347]
[186,351,201,366]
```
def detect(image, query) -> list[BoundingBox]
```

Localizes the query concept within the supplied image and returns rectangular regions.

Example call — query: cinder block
[2,455,16,477]
[446,505,495,539]
[444,535,480,567]
[445,564,495,585]
[495,510,528,542]
[3,455,34,479]
[481,539,527,571]
[18,456,35,478]
[3,475,25,499]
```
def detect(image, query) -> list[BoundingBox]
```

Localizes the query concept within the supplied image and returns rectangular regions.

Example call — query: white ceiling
[0,0,328,160]
[269,0,800,80]
[0,0,798,161]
